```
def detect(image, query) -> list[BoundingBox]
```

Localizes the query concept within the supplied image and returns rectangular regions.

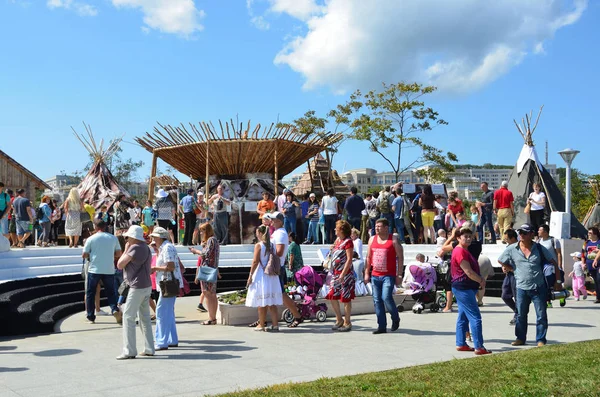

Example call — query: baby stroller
[282,266,328,324]
[396,262,442,314]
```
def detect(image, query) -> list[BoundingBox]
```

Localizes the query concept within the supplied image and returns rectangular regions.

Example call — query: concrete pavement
[0,296,598,396]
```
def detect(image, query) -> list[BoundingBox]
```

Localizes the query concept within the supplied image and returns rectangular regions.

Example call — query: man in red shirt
[365,218,404,334]
[493,181,515,243]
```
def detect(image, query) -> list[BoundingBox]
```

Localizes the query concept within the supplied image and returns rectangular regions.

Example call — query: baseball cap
[570,252,582,259]
[517,223,534,234]
[149,226,170,239]
[309,193,316,198]
[264,211,284,222]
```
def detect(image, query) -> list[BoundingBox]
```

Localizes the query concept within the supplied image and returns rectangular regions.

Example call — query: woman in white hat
[149,226,183,350]
[154,189,175,243]
[116,225,154,360]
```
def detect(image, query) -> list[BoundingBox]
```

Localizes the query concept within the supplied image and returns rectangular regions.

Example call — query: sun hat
[155,189,168,198]
[149,226,169,239]
[123,225,145,241]
[570,252,582,259]
[309,193,316,198]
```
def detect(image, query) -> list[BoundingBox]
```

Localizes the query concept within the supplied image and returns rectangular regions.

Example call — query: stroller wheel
[436,295,447,309]
[397,305,405,312]
[430,303,440,313]
[560,299,566,307]
[316,310,327,322]
[282,309,294,324]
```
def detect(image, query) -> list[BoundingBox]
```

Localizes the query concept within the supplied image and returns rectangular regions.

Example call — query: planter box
[216,293,415,326]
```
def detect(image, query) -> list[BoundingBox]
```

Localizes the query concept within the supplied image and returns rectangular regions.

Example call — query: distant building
[282,174,303,190]
[0,150,51,201]
[44,175,82,202]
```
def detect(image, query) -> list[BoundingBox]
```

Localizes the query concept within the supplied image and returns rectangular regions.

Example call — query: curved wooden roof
[135,120,342,179]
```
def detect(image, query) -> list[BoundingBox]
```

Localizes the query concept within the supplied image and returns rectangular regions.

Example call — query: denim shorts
[0,217,8,234]
[16,220,31,236]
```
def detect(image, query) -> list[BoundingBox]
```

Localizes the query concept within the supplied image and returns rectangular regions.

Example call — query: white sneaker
[575,298,580,301]
[96,309,109,316]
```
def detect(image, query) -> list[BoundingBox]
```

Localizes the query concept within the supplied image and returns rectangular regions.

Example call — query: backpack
[264,249,282,276]
[367,200,379,219]
[36,206,45,220]
[378,192,391,214]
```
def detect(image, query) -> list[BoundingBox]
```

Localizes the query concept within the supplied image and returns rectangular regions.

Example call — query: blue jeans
[516,286,548,344]
[86,273,118,321]
[477,209,496,243]
[452,287,484,348]
[348,217,361,232]
[155,292,178,348]
[284,216,296,235]
[369,218,377,236]
[307,221,318,243]
[394,218,405,243]
[381,213,394,235]
[302,218,310,240]
[114,268,124,298]
[371,275,400,330]
[0,217,8,235]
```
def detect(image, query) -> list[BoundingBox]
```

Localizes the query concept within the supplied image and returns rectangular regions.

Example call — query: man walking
[494,181,514,243]
[478,182,496,244]
[344,187,365,232]
[179,189,197,246]
[365,218,404,334]
[498,223,560,347]
[0,182,12,241]
[13,189,33,248]
[82,220,123,324]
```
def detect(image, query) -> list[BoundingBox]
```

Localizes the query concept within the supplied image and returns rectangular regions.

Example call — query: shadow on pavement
[156,353,242,360]
[33,349,82,357]
[0,367,28,372]
[179,340,245,345]
[174,345,257,353]
[0,346,17,351]
[550,323,595,328]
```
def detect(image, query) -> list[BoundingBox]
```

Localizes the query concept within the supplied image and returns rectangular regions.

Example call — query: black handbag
[159,271,180,298]
[118,281,130,299]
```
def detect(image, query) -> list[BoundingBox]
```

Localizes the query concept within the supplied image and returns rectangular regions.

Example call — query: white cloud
[111,0,205,37]
[273,0,588,94]
[250,16,270,31]
[47,0,98,16]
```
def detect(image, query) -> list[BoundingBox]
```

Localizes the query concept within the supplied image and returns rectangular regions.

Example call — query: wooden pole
[148,151,158,201]
[307,159,314,193]
[274,142,279,196]
[205,141,210,197]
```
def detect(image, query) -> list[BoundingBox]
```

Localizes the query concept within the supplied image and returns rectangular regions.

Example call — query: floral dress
[199,236,220,293]
[326,238,355,303]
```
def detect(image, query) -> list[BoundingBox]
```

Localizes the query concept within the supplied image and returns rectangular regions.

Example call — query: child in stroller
[397,254,444,313]
[282,266,329,324]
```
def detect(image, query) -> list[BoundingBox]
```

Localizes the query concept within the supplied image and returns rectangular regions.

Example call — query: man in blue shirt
[179,189,197,246]
[344,187,365,232]
[391,187,405,243]
[498,223,560,347]
[83,220,123,324]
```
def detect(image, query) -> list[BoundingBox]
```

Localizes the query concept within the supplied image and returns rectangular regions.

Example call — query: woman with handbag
[149,226,183,350]
[245,225,283,331]
[527,183,546,231]
[191,222,220,325]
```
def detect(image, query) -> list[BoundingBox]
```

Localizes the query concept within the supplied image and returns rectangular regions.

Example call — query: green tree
[348,82,458,183]
[557,167,600,222]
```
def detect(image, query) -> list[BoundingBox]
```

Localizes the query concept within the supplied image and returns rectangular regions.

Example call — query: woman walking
[245,225,283,331]
[116,225,154,359]
[37,196,52,247]
[191,222,220,325]
[451,225,491,355]
[583,227,600,304]
[63,188,83,248]
[326,220,355,332]
[150,227,182,350]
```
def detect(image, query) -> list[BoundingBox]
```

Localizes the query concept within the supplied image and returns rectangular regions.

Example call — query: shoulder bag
[264,250,281,276]
[196,266,218,283]
[118,246,152,301]
[524,193,531,214]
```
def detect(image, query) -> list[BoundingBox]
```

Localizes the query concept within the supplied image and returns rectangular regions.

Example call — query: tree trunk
[325,149,333,189]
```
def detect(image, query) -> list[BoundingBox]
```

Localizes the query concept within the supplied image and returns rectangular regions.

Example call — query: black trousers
[183,212,196,246]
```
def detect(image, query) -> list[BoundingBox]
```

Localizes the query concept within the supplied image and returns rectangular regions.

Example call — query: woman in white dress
[63,188,83,248]
[245,224,283,332]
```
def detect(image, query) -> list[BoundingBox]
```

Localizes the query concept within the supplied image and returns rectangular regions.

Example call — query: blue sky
[0,0,597,183]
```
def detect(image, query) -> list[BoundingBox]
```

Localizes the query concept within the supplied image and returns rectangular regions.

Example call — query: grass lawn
[219,340,600,397]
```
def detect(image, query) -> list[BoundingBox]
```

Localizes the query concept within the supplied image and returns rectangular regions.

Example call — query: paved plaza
[0,296,598,397]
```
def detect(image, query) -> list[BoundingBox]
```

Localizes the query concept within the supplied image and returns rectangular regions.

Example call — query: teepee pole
[148,151,158,201]
[205,140,210,197]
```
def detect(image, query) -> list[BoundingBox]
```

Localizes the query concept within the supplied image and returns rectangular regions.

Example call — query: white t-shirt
[321,196,338,215]
[434,202,444,221]
[271,227,289,262]
[361,199,369,216]
[436,236,447,246]
[538,236,561,262]
[572,260,584,277]
[353,238,363,260]
[529,192,546,211]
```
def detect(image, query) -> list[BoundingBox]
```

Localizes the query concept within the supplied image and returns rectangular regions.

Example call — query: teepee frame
[513,105,543,146]
[72,122,123,164]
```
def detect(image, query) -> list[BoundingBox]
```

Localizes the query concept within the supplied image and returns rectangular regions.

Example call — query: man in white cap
[116,225,154,359]
[264,211,303,328]
[493,181,514,243]
[154,188,175,243]
[82,220,123,324]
